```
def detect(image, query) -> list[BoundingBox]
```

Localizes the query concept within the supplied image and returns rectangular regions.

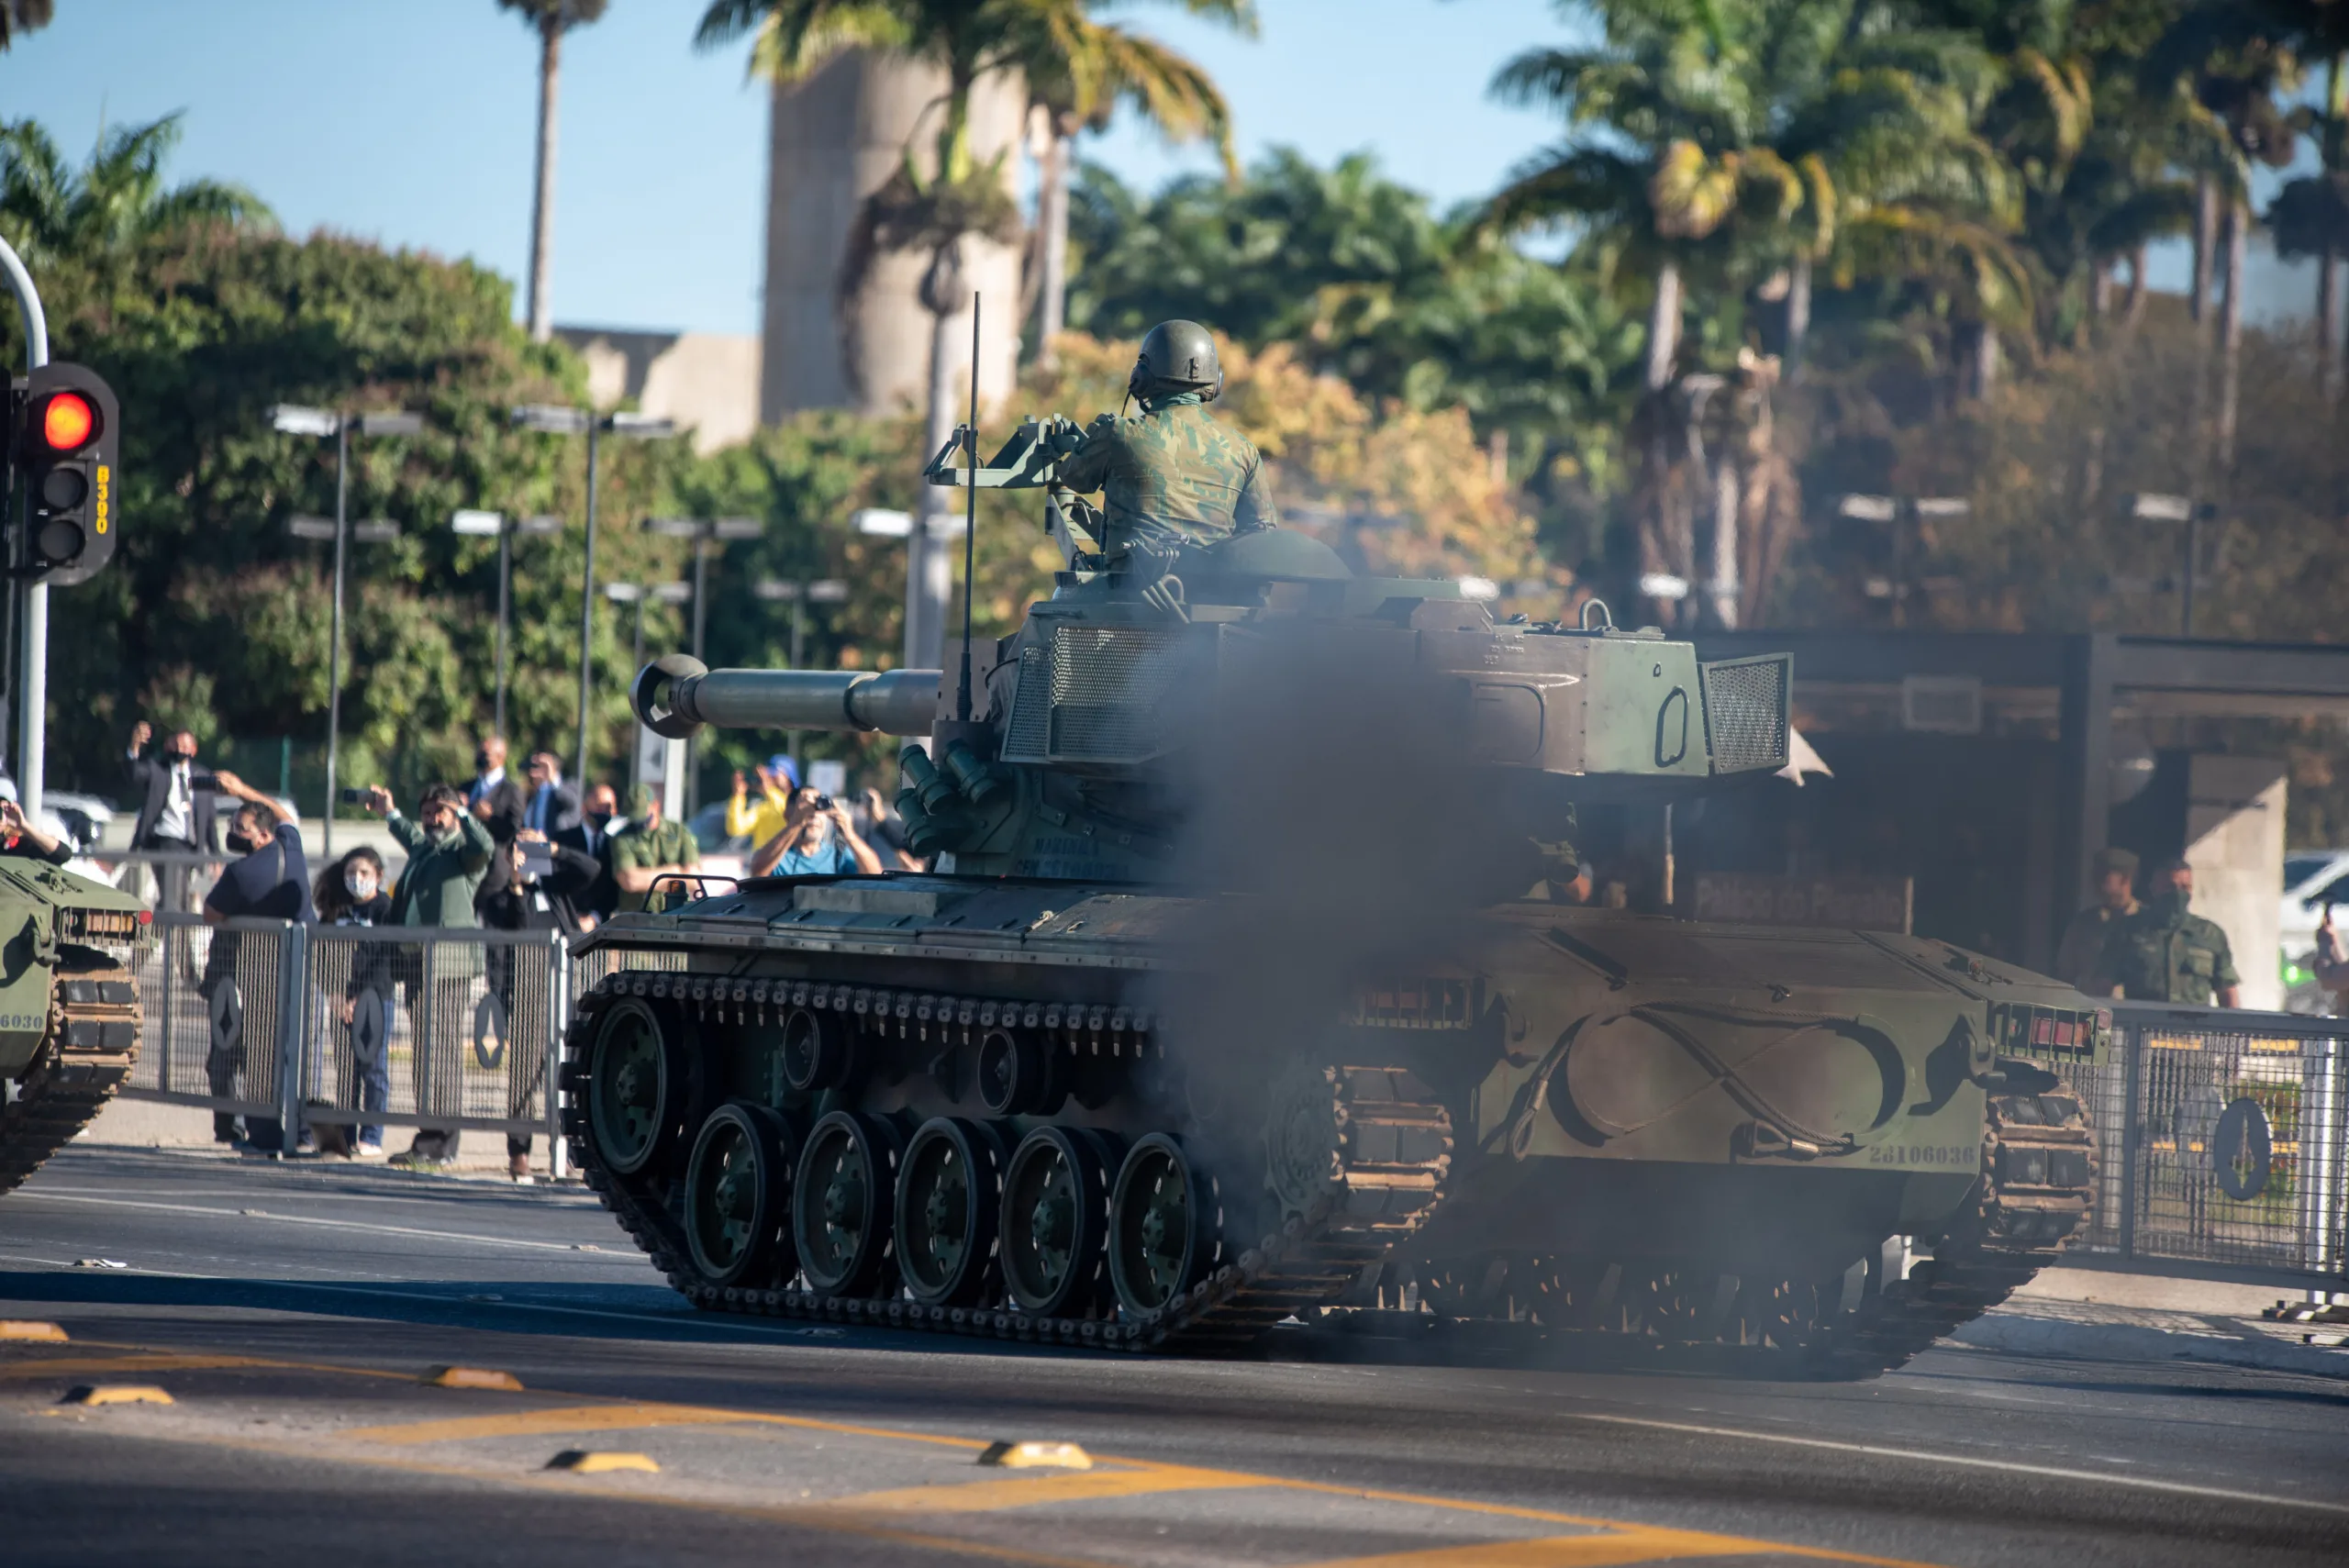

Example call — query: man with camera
[747,787,885,878]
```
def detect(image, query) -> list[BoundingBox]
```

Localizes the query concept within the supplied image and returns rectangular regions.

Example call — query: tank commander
[2100,856,2240,1006]
[1050,319,1279,559]
[2054,846,2139,993]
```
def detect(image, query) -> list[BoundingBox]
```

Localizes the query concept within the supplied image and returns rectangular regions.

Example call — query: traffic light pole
[0,233,52,817]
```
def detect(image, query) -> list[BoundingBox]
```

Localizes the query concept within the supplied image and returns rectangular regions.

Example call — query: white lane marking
[32,1182,607,1212]
[11,1192,629,1257]
[1553,1407,2349,1515]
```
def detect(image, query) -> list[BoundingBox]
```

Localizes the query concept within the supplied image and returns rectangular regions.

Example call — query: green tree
[496,0,611,343]
[0,115,270,271]
[1011,0,1251,365]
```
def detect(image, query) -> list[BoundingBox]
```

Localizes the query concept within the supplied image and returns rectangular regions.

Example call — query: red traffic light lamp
[11,363,119,586]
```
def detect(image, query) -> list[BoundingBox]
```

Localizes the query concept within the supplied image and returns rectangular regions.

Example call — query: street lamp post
[2127,492,2215,637]
[1836,493,1971,628]
[512,405,674,793]
[645,516,762,813]
[851,507,962,669]
[601,581,690,792]
[452,508,562,736]
[754,575,850,767]
[272,405,422,859]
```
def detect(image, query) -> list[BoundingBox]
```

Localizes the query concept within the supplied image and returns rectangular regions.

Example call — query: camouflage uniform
[1055,393,1278,553]
[609,817,700,913]
[2100,899,2240,1005]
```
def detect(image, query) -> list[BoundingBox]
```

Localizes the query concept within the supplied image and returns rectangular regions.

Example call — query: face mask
[2149,886,2191,921]
[476,751,495,773]
[588,810,612,829]
[345,869,377,900]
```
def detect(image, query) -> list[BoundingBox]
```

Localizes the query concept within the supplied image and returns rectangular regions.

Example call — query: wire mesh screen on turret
[1699,654,1791,773]
[999,623,1196,765]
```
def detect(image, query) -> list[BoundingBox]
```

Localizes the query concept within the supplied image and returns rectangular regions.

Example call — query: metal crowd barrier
[2067,1003,2346,1284]
[120,913,568,1173]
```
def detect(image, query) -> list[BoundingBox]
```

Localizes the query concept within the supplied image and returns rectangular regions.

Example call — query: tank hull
[563,874,2102,1373]
[0,863,149,1196]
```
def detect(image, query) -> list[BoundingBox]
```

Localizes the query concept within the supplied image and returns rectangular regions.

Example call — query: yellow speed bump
[427,1365,524,1391]
[0,1320,67,1341]
[547,1449,659,1474]
[61,1385,173,1407]
[975,1440,1093,1471]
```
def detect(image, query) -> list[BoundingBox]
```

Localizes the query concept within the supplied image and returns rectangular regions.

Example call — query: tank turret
[631,416,1792,884]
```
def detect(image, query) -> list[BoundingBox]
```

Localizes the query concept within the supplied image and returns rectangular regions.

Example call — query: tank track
[560,982,1453,1355]
[1382,1068,2098,1377]
[0,958,140,1196]
[1821,1070,2098,1373]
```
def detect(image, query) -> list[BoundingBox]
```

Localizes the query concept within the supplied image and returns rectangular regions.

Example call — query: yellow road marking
[1300,1529,1774,1567]
[28,1337,1952,1568]
[0,1353,264,1380]
[349,1403,760,1446]
[816,1462,1264,1516]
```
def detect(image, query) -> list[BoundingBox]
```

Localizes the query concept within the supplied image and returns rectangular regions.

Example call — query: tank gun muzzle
[631,654,941,740]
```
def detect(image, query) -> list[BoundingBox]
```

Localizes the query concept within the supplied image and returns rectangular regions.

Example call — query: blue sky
[1,0,1578,337]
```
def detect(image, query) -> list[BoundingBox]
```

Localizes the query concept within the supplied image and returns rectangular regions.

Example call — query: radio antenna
[956,293,980,724]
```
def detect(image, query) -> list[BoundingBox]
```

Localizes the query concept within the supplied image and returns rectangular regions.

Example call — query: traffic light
[10,361,120,585]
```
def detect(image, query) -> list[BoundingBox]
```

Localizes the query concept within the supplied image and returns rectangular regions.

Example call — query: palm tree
[0,115,271,270]
[497,0,610,344]
[0,1,52,50]
[1488,0,2012,624]
[1012,1,1251,367]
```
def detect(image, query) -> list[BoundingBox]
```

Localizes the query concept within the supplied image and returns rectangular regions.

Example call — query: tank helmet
[1128,319,1223,404]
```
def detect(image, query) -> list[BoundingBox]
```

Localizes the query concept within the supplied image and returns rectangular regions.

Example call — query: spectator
[726,754,799,845]
[2314,904,2349,1016]
[0,796,73,866]
[610,784,701,910]
[125,719,220,911]
[198,772,311,1151]
[313,847,395,1157]
[479,828,600,1179]
[2100,856,2241,1006]
[469,735,527,912]
[553,781,625,925]
[2055,847,2139,994]
[362,781,494,1168]
[520,751,579,837]
[748,787,885,877]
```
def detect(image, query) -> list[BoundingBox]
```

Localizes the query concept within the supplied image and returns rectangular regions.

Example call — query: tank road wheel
[780,1006,853,1093]
[975,1027,1063,1116]
[1000,1127,1118,1317]
[684,1103,797,1288]
[793,1111,903,1296]
[1108,1132,1222,1318]
[586,998,691,1176]
[896,1118,1010,1307]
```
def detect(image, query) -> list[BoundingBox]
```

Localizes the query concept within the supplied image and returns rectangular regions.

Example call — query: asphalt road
[0,1145,2342,1568]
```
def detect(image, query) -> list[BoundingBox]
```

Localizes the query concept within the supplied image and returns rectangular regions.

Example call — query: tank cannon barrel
[632,654,939,740]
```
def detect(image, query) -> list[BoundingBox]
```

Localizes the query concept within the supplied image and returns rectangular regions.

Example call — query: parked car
[2280,849,2349,1013]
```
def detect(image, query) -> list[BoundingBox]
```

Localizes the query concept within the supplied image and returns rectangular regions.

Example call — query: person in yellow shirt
[727,754,799,844]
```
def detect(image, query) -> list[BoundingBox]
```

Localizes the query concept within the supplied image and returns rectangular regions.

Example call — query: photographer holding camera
[747,787,884,878]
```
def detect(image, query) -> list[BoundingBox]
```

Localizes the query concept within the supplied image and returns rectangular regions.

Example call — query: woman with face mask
[315,848,395,1156]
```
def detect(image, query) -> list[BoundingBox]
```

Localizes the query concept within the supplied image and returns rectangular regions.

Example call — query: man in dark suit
[126,720,220,911]
[468,734,527,914]
[551,780,623,927]
[519,751,580,838]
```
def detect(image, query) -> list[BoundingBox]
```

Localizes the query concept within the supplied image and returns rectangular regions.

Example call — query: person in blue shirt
[748,786,885,878]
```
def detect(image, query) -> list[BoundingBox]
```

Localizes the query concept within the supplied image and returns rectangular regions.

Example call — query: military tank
[561,417,2101,1373]
[0,855,149,1195]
